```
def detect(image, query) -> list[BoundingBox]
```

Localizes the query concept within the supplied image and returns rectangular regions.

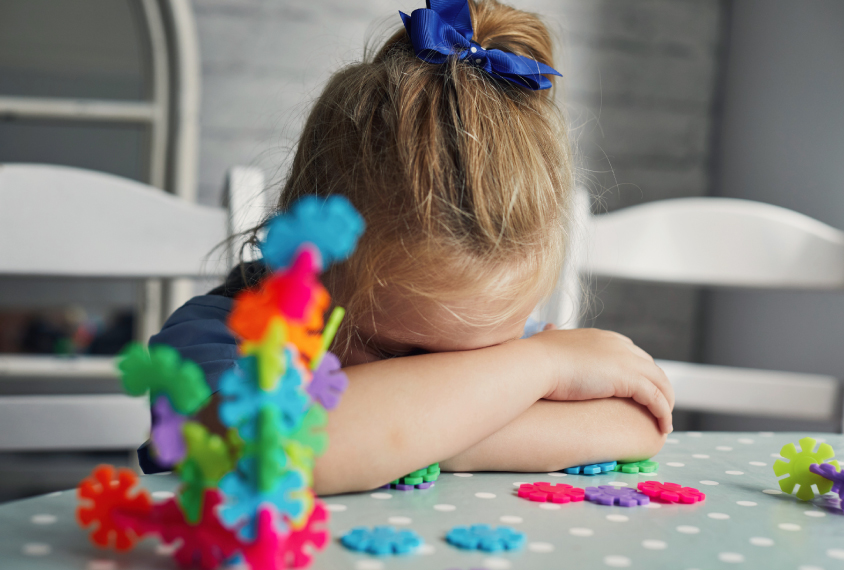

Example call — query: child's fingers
[627,373,673,434]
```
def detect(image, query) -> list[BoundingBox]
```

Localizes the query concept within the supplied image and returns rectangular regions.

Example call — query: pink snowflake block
[637,481,705,504]
[517,482,585,504]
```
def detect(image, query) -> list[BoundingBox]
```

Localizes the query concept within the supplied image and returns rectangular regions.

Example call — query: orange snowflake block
[76,465,152,551]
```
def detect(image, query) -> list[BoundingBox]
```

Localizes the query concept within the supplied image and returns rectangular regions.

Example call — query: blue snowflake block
[562,461,617,475]
[219,354,309,439]
[218,460,306,540]
[260,195,365,271]
[446,525,525,552]
[340,526,422,556]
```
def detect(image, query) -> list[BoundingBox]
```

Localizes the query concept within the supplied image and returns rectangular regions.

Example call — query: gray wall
[703,0,844,378]
[191,0,726,361]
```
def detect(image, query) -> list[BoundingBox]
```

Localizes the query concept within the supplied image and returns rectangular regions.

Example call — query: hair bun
[470,0,556,72]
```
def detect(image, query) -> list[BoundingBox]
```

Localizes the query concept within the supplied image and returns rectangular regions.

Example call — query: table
[3,432,844,570]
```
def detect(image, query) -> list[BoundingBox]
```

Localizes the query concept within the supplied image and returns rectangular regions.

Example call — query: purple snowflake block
[585,485,650,507]
[307,352,348,410]
[810,463,844,501]
[151,395,187,466]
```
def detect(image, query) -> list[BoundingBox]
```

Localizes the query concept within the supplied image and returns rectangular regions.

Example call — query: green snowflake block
[773,437,839,501]
[118,343,210,415]
[613,459,658,474]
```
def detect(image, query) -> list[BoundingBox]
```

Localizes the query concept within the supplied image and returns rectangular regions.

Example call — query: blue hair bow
[399,0,561,90]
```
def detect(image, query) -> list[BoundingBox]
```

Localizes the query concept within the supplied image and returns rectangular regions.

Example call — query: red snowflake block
[114,489,241,570]
[76,465,152,551]
[241,507,288,570]
[518,482,585,504]
[282,500,330,568]
[637,481,705,504]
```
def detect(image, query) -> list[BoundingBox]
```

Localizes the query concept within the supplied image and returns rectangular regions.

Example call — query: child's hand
[529,328,675,434]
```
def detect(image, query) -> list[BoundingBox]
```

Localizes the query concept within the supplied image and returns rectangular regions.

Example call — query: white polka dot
[799,566,825,570]
[470,46,477,53]
[817,438,827,443]
[46,491,62,498]
[738,438,755,444]
[500,515,523,524]
[30,514,57,525]
[749,461,767,467]
[716,446,733,451]
[370,492,392,500]
[475,492,496,499]
[151,490,174,500]
[778,522,801,531]
[387,516,412,525]
[667,462,685,467]
[688,432,703,437]
[607,481,629,487]
[771,453,784,459]
[539,503,561,510]
[708,512,730,520]
[737,501,757,507]
[666,438,679,444]
[87,561,117,570]
[155,543,179,556]
[719,552,745,563]
[759,432,774,436]
[762,489,783,495]
[529,542,555,553]
[453,472,473,477]
[749,537,774,547]
[606,514,629,522]
[692,454,710,459]
[483,558,512,570]
[725,471,745,475]
[640,471,659,477]
[643,502,662,509]
[22,543,51,556]
[676,525,700,534]
[513,481,529,486]
[604,555,632,567]
[434,504,456,512]
[642,539,667,550]
[699,480,719,486]
[325,503,347,512]
[828,548,844,560]
[417,544,436,555]
[570,527,594,537]
[804,510,826,518]
[355,561,384,570]
[547,472,567,477]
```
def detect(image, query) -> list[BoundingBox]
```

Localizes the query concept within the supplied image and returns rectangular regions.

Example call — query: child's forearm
[439,398,666,473]
[313,339,551,495]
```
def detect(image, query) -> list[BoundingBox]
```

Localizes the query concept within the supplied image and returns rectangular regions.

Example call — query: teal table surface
[3,432,844,570]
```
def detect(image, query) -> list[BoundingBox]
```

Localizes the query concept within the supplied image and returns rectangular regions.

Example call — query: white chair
[0,163,267,453]
[543,191,844,430]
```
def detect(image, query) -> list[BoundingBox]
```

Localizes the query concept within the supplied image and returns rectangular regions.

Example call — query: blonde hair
[275,0,573,346]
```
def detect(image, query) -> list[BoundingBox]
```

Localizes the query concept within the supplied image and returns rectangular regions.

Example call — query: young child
[148,0,673,495]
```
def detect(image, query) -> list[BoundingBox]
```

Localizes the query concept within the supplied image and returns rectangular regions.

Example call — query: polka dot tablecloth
[3,432,844,569]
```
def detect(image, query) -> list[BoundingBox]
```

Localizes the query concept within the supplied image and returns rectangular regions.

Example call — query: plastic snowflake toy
[446,525,526,552]
[810,463,844,502]
[341,526,422,556]
[517,482,585,504]
[637,481,705,504]
[585,485,650,507]
[382,464,441,490]
[562,461,617,475]
[613,459,658,474]
[75,196,362,569]
[774,437,839,501]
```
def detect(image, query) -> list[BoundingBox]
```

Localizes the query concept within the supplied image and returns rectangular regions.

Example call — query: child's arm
[314,328,672,495]
[439,398,666,473]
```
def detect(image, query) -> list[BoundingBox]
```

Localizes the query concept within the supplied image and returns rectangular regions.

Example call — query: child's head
[276,0,573,364]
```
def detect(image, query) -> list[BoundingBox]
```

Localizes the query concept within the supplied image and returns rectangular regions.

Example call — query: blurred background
[1,0,842,501]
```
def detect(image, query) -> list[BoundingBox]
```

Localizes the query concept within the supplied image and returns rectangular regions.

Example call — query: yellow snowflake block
[773,437,839,501]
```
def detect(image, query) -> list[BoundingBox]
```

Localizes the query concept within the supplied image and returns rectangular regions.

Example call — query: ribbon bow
[399,0,561,90]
